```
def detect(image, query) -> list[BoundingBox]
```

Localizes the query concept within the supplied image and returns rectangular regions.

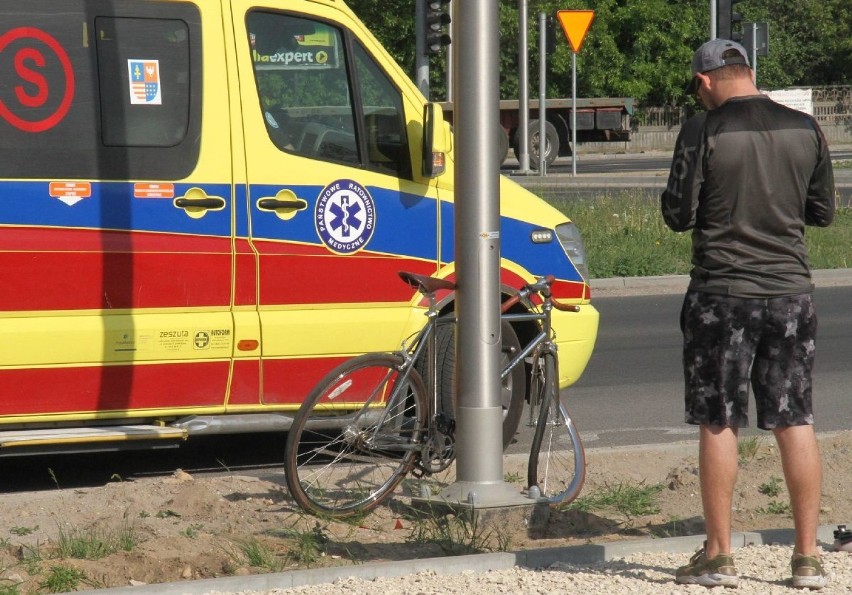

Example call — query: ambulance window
[96,17,191,148]
[352,42,411,179]
[248,12,359,167]
[0,2,201,180]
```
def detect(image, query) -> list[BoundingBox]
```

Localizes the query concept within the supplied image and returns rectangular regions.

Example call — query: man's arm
[661,115,705,232]
[805,124,835,227]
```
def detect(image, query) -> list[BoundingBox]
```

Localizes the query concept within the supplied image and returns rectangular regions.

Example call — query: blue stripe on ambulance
[235,184,250,238]
[438,201,582,282]
[248,184,437,260]
[0,181,231,236]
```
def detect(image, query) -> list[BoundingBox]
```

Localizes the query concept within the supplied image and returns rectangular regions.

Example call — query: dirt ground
[2,431,850,593]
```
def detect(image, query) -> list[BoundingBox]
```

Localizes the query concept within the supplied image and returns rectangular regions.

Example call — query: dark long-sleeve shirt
[661,95,835,297]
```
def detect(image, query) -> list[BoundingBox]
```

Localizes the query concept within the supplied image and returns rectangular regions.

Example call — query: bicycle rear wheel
[422,319,525,449]
[527,352,586,505]
[284,353,427,517]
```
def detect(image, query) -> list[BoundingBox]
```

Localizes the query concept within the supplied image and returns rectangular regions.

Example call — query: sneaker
[675,543,739,588]
[791,553,828,590]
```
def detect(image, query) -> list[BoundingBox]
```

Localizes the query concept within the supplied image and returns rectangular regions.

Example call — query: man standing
[661,39,835,589]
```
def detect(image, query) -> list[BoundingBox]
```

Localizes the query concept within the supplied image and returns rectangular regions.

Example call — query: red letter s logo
[14,47,48,108]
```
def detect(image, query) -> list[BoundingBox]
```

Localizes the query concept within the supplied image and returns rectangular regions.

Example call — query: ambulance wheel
[425,319,525,450]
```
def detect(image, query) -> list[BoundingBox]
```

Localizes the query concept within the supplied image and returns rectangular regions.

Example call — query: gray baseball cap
[685,38,750,94]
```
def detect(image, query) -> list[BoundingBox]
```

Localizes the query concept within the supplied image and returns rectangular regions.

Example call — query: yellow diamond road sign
[556,10,595,53]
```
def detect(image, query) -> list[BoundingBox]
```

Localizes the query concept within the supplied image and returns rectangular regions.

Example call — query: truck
[440,97,634,167]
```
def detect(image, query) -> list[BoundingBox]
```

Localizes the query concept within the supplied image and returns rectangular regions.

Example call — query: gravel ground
[211,545,850,594]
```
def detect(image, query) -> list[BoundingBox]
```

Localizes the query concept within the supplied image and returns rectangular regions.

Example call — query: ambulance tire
[425,319,525,450]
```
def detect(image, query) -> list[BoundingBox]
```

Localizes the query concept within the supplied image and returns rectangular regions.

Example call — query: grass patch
[737,435,763,465]
[19,543,44,575]
[55,521,137,560]
[267,521,330,566]
[562,481,663,528]
[550,192,692,278]
[180,523,204,539]
[405,506,511,555]
[544,191,852,278]
[756,500,792,515]
[228,519,330,572]
[39,565,87,593]
[758,476,784,498]
[504,471,523,484]
[226,537,283,571]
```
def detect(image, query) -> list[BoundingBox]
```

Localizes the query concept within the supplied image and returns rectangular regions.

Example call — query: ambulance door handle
[257,198,306,210]
[175,198,225,209]
[173,187,226,219]
[256,190,308,221]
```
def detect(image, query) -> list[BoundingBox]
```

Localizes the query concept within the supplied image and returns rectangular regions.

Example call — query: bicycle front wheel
[527,353,586,505]
[284,354,427,517]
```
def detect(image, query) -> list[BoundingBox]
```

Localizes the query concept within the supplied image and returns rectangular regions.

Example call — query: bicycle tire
[284,353,427,517]
[421,319,525,449]
[527,352,586,505]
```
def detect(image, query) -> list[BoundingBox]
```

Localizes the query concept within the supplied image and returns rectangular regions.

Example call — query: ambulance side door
[231,3,439,405]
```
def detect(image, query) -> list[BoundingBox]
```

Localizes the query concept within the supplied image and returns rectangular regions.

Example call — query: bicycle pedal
[434,412,455,436]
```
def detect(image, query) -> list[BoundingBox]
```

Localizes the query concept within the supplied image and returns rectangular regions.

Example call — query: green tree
[347,0,850,106]
[736,0,852,89]
[348,0,417,68]
[543,0,705,105]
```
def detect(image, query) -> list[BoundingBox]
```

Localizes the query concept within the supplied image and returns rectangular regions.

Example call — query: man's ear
[695,72,712,92]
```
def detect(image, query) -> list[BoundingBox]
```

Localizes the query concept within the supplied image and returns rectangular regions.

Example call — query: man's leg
[699,424,739,557]
[773,424,822,556]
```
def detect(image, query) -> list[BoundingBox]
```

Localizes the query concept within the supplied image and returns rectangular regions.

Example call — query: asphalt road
[561,284,852,451]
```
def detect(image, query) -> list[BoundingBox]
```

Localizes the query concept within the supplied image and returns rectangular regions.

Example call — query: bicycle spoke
[529,399,585,504]
[285,354,426,516]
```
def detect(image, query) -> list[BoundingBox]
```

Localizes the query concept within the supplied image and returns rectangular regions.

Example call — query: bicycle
[283,271,585,517]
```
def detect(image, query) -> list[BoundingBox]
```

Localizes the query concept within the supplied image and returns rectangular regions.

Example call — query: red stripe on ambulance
[0,361,231,416]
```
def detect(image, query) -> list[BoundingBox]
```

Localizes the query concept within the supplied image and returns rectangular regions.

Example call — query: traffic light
[425,0,451,54]
[717,0,743,42]
[546,15,558,54]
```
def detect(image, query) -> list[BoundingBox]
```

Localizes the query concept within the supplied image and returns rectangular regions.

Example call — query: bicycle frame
[361,291,445,454]
[501,290,558,413]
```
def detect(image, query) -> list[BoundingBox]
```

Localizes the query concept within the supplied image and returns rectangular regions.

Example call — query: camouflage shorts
[680,290,817,429]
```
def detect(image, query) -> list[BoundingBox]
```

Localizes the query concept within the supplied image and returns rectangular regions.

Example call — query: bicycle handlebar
[500,274,581,313]
[398,270,580,314]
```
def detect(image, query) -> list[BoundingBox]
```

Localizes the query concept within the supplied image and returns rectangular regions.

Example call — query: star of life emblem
[314,179,376,254]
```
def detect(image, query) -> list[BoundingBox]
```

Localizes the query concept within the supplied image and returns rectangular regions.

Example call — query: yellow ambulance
[0,0,598,455]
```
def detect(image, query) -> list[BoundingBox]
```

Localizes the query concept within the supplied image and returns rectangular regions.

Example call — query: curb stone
[82,525,847,594]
